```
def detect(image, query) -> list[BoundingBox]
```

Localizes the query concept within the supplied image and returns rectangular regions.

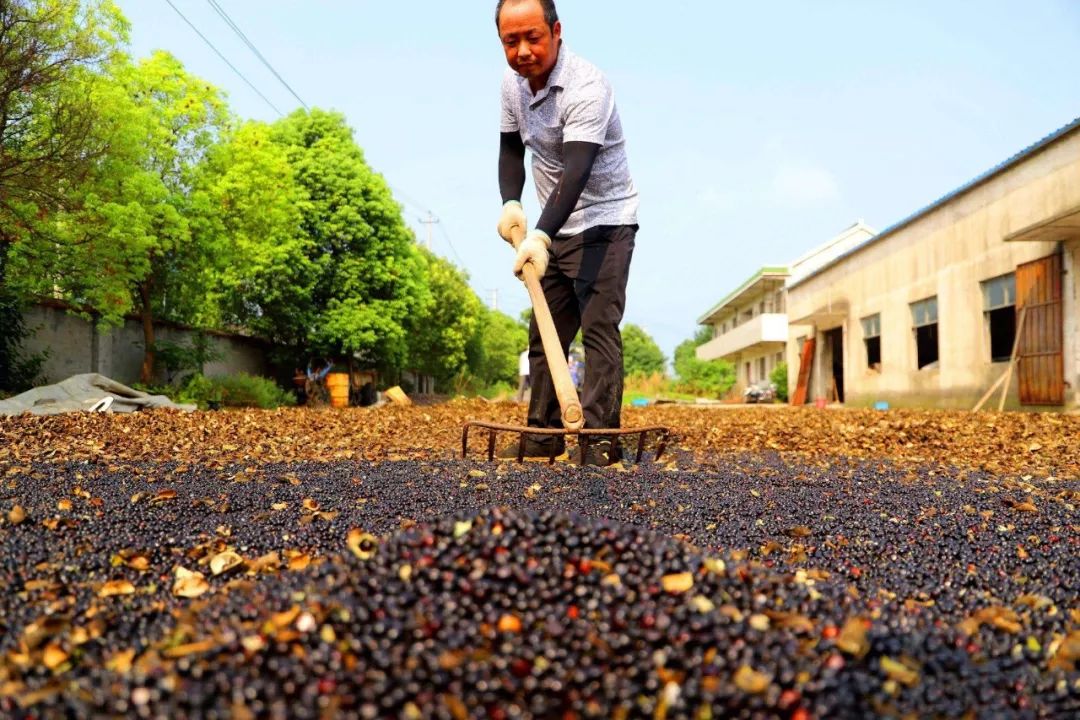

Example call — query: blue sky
[114,1,1080,361]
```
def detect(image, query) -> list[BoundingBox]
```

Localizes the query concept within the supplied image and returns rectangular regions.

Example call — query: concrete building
[785,117,1080,410]
[695,222,876,392]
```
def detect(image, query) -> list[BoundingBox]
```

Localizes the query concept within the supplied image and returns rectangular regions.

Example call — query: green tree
[8,50,230,382]
[0,0,127,387]
[0,0,127,250]
[406,250,484,389]
[673,325,736,397]
[189,120,314,343]
[270,109,426,370]
[472,308,528,387]
[621,324,666,377]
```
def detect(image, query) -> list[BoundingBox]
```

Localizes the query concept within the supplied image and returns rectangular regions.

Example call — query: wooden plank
[792,338,815,406]
[996,306,1028,412]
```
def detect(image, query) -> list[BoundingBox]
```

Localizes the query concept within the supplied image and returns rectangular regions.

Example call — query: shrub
[478,380,517,400]
[167,373,295,409]
[213,373,296,409]
[770,361,789,403]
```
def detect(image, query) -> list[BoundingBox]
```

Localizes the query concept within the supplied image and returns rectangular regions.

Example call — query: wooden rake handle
[510,225,584,431]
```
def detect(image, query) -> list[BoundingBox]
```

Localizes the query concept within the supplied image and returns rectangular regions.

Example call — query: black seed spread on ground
[1,455,1078,718]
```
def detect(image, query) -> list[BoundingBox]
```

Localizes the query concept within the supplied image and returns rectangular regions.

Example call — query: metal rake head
[461,421,670,464]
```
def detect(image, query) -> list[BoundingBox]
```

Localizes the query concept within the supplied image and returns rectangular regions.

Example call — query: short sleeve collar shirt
[500,43,639,237]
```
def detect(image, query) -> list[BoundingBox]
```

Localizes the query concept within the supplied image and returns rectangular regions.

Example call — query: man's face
[498,0,561,86]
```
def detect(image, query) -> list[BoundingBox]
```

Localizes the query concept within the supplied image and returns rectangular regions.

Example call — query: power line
[205,0,309,110]
[162,0,283,116]
[436,222,469,271]
[167,0,451,270]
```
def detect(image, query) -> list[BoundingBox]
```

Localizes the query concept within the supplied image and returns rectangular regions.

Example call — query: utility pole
[490,288,499,311]
[420,212,439,250]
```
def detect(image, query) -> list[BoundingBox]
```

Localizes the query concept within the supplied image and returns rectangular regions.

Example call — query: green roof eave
[696,266,789,325]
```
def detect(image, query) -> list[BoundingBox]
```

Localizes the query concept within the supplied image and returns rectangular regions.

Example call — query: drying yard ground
[1,402,1078,718]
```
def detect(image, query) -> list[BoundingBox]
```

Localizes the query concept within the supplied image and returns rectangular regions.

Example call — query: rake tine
[462,425,470,459]
[548,442,558,465]
[580,435,590,465]
[634,431,647,464]
[516,433,526,463]
[487,429,496,462]
[654,431,669,462]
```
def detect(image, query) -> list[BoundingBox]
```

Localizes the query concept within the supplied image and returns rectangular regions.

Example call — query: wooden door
[1016,253,1064,405]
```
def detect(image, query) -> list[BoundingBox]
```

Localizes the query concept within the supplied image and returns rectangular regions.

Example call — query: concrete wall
[786,128,1080,410]
[731,344,785,390]
[788,222,877,286]
[21,304,274,387]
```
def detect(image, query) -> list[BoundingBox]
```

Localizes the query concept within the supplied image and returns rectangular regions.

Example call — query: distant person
[516,348,530,403]
[568,351,584,394]
[494,0,638,466]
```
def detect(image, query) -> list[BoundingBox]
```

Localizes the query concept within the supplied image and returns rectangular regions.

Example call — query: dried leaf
[661,572,694,594]
[97,580,135,598]
[42,644,68,671]
[150,489,177,505]
[497,614,522,633]
[836,617,870,657]
[733,665,771,693]
[172,567,210,598]
[106,649,135,673]
[347,529,378,560]
[8,505,26,525]
[209,551,243,576]
[163,639,217,659]
[689,596,715,613]
[880,656,920,687]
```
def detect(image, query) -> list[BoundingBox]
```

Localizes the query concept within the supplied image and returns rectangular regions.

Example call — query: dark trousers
[527,224,636,432]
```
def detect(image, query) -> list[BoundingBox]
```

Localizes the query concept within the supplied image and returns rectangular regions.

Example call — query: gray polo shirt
[500,44,639,237]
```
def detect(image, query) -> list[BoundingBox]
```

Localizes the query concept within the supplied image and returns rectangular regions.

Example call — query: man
[495,0,639,466]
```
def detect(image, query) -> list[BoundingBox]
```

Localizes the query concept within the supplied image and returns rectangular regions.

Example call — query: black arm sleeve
[535,141,601,239]
[499,132,526,204]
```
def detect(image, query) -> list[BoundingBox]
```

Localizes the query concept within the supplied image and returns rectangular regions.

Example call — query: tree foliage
[1,1,518,395]
[406,249,484,389]
[674,325,736,397]
[189,120,313,343]
[621,324,666,377]
[0,0,127,247]
[472,309,528,388]
[270,109,427,370]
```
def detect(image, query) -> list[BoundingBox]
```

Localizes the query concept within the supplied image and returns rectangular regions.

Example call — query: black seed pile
[0,455,1077,719]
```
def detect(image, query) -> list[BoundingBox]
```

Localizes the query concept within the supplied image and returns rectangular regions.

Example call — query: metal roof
[788,116,1080,290]
[696,266,789,325]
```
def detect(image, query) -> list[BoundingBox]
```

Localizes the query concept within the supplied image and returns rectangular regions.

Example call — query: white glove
[513,229,551,279]
[497,200,527,245]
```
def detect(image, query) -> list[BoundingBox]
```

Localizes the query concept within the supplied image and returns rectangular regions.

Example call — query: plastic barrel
[325,373,350,408]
